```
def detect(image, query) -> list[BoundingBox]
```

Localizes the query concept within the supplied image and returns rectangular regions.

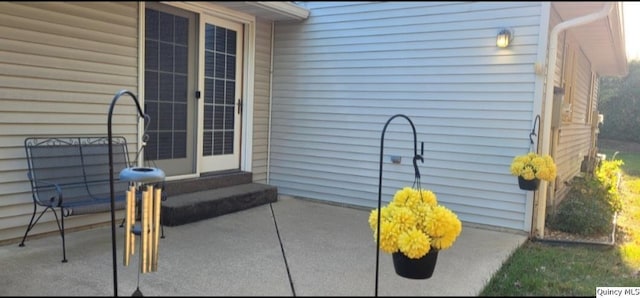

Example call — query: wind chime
[120,167,166,296]
[123,183,162,272]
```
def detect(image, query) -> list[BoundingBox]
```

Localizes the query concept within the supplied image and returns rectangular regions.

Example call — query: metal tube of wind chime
[123,183,163,274]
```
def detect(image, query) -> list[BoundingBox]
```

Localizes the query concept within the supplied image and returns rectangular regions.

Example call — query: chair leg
[19,204,67,263]
[52,208,67,263]
[161,190,167,239]
[19,203,44,247]
[161,218,165,239]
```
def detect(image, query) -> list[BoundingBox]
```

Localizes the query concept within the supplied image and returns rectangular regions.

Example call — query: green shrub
[548,176,614,236]
[596,159,624,212]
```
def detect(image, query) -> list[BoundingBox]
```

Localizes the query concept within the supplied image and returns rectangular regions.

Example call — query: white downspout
[535,2,614,238]
[266,22,275,184]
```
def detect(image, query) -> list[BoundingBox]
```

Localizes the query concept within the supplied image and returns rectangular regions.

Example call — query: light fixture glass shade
[496,29,512,48]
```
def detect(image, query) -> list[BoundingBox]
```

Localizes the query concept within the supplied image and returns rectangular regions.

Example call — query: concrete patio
[0,196,527,296]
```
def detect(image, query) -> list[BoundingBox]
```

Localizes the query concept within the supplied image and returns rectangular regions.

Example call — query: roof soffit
[552,2,628,77]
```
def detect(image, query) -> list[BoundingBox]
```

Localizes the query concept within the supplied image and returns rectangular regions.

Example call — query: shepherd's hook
[375,114,423,296]
[530,114,541,151]
[108,89,147,297]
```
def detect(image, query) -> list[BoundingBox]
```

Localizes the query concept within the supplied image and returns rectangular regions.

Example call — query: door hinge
[237,98,243,114]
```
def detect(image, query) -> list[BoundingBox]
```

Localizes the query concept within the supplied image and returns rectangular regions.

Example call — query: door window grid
[203,24,236,156]
[144,8,189,161]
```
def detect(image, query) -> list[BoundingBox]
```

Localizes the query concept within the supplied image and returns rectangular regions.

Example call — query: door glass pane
[144,8,188,161]
[203,24,236,156]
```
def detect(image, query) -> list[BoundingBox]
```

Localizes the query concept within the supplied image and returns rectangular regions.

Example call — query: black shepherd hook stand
[108,89,147,297]
[529,114,541,152]
[375,114,424,296]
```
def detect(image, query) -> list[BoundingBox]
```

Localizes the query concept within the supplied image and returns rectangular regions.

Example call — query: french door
[143,3,196,176]
[199,15,243,172]
[144,4,243,176]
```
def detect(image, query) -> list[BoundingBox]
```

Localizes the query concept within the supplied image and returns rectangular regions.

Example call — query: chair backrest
[79,137,130,198]
[25,137,131,205]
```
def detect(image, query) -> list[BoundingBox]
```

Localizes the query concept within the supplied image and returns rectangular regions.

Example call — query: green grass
[479,242,639,296]
[480,142,640,296]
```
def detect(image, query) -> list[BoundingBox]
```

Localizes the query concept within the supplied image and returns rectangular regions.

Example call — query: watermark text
[597,287,640,298]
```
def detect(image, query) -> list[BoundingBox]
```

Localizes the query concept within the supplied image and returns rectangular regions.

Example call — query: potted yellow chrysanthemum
[368,186,462,279]
[509,152,557,190]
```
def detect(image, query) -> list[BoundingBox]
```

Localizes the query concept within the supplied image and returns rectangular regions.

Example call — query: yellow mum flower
[398,228,431,259]
[391,206,417,232]
[510,152,557,182]
[392,187,415,206]
[413,204,433,233]
[368,209,379,230]
[368,187,463,259]
[424,205,462,250]
[368,205,393,230]
[374,220,399,253]
[510,161,525,176]
[419,189,438,206]
[521,167,535,180]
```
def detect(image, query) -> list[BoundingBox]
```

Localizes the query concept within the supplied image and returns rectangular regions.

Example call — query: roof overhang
[214,1,310,22]
[553,2,628,77]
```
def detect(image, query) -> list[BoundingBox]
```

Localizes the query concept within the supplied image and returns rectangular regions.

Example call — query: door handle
[237,98,243,114]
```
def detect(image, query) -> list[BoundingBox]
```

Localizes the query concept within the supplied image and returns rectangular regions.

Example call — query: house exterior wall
[0,2,139,243]
[0,1,612,243]
[553,42,599,202]
[547,4,601,206]
[252,18,274,183]
[269,1,546,231]
[0,2,276,244]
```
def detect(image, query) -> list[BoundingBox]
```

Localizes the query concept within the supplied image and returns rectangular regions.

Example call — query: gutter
[534,2,614,239]
[249,2,310,21]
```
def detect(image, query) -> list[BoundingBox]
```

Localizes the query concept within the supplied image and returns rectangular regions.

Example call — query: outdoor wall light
[496,29,513,48]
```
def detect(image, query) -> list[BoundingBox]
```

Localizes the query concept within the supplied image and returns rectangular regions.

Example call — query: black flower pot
[392,250,439,279]
[518,176,540,191]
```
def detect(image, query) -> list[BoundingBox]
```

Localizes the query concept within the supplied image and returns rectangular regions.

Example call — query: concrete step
[162,171,253,196]
[160,182,277,226]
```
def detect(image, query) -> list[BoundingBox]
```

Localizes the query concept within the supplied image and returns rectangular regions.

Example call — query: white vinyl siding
[554,46,597,201]
[269,1,544,231]
[547,3,601,203]
[0,2,139,244]
[252,19,273,183]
